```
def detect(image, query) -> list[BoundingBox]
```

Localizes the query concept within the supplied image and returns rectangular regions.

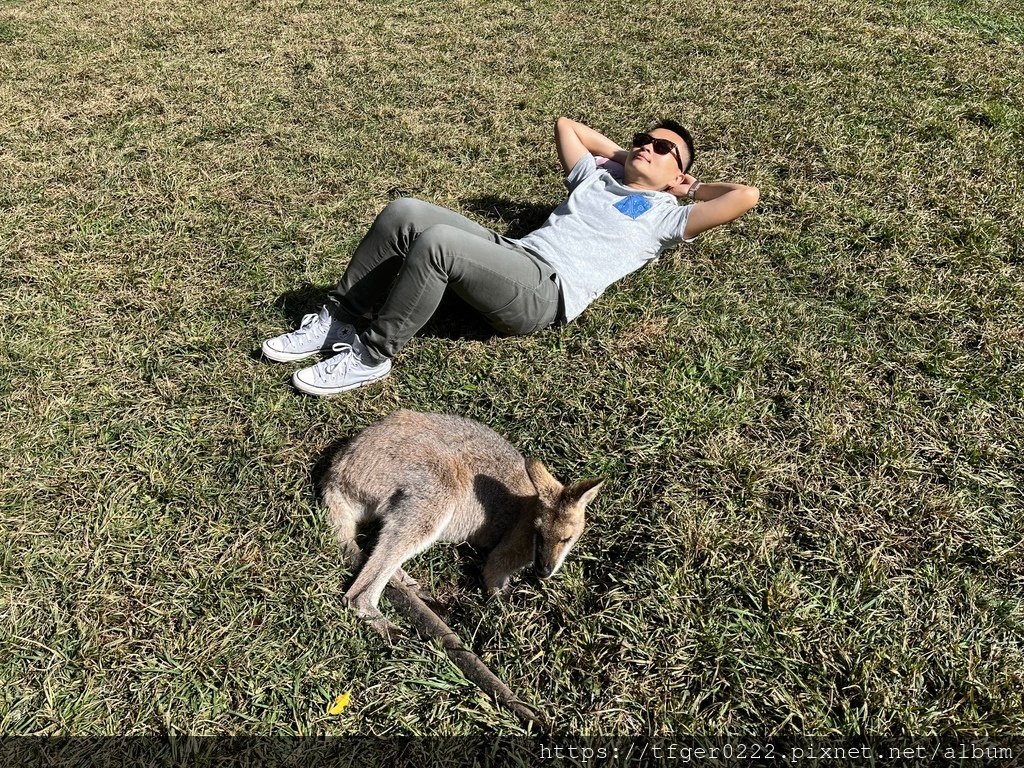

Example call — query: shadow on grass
[461,196,552,239]
[273,283,335,327]
[310,435,351,498]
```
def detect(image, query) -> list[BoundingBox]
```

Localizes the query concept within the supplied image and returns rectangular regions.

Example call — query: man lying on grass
[262,117,759,395]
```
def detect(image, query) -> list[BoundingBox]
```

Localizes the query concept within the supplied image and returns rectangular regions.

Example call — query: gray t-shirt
[513,153,693,322]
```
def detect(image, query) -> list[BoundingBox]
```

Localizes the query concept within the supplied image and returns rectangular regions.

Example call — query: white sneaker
[262,305,355,362]
[292,335,392,395]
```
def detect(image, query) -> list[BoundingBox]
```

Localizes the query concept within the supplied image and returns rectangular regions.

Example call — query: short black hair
[655,119,695,173]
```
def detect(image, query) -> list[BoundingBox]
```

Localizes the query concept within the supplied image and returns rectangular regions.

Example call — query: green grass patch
[1,0,1022,737]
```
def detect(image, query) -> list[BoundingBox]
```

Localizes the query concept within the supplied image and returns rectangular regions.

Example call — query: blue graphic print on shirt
[613,194,652,219]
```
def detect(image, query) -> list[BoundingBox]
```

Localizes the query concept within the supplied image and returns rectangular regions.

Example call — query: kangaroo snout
[533,542,566,579]
[532,531,573,580]
[533,544,555,579]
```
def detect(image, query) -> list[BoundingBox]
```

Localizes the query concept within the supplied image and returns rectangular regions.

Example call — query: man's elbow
[744,185,760,211]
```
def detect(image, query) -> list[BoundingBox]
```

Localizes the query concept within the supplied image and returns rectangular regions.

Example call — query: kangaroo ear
[565,477,604,507]
[525,458,563,502]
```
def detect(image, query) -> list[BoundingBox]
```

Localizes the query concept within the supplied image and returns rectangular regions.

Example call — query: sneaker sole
[262,334,356,363]
[292,367,391,396]
[261,341,320,363]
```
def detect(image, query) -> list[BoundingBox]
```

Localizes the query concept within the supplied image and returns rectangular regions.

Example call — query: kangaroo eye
[560,536,572,544]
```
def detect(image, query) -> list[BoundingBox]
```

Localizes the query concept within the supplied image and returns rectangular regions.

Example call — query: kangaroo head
[525,458,604,580]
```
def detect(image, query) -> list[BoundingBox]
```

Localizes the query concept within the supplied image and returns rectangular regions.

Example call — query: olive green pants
[328,198,561,361]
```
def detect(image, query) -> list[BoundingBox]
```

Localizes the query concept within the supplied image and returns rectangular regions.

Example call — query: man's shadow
[272,196,553,344]
[461,196,552,239]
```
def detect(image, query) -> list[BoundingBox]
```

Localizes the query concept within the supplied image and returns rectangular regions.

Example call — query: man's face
[624,128,688,190]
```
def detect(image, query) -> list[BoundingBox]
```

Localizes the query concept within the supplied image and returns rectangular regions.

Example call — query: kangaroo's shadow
[310,436,352,498]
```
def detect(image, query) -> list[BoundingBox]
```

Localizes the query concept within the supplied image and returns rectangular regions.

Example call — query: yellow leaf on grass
[327,691,352,715]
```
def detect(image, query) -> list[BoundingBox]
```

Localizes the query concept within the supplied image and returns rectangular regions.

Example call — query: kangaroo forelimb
[384,578,550,733]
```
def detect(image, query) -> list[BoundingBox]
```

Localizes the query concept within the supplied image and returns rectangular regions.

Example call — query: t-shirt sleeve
[565,153,598,192]
[661,203,697,245]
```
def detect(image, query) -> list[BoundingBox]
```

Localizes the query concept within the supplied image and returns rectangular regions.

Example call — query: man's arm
[554,117,627,174]
[679,174,760,239]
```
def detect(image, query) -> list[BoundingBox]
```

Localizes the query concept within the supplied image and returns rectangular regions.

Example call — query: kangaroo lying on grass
[321,409,603,730]
[324,409,603,619]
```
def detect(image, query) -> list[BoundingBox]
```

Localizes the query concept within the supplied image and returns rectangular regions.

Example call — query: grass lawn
[1,0,1022,739]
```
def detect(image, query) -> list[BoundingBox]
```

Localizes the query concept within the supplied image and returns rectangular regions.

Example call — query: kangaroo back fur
[322,409,603,622]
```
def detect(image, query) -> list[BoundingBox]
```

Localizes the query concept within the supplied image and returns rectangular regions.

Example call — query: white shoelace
[322,342,356,375]
[293,312,322,337]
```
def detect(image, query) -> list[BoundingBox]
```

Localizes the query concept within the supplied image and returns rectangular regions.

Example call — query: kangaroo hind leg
[325,487,369,570]
[343,490,453,621]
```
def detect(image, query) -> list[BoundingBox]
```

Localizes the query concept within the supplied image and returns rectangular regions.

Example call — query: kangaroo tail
[384,578,551,734]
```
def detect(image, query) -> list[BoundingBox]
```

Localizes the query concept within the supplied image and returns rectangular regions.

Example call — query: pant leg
[361,223,560,360]
[327,198,501,323]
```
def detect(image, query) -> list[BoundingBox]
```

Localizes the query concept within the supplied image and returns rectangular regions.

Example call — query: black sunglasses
[632,132,684,171]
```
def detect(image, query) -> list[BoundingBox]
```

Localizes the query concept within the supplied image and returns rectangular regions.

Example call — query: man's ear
[667,170,698,198]
[666,174,688,196]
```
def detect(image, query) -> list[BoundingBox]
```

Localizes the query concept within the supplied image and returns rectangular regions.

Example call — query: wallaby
[322,409,604,623]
